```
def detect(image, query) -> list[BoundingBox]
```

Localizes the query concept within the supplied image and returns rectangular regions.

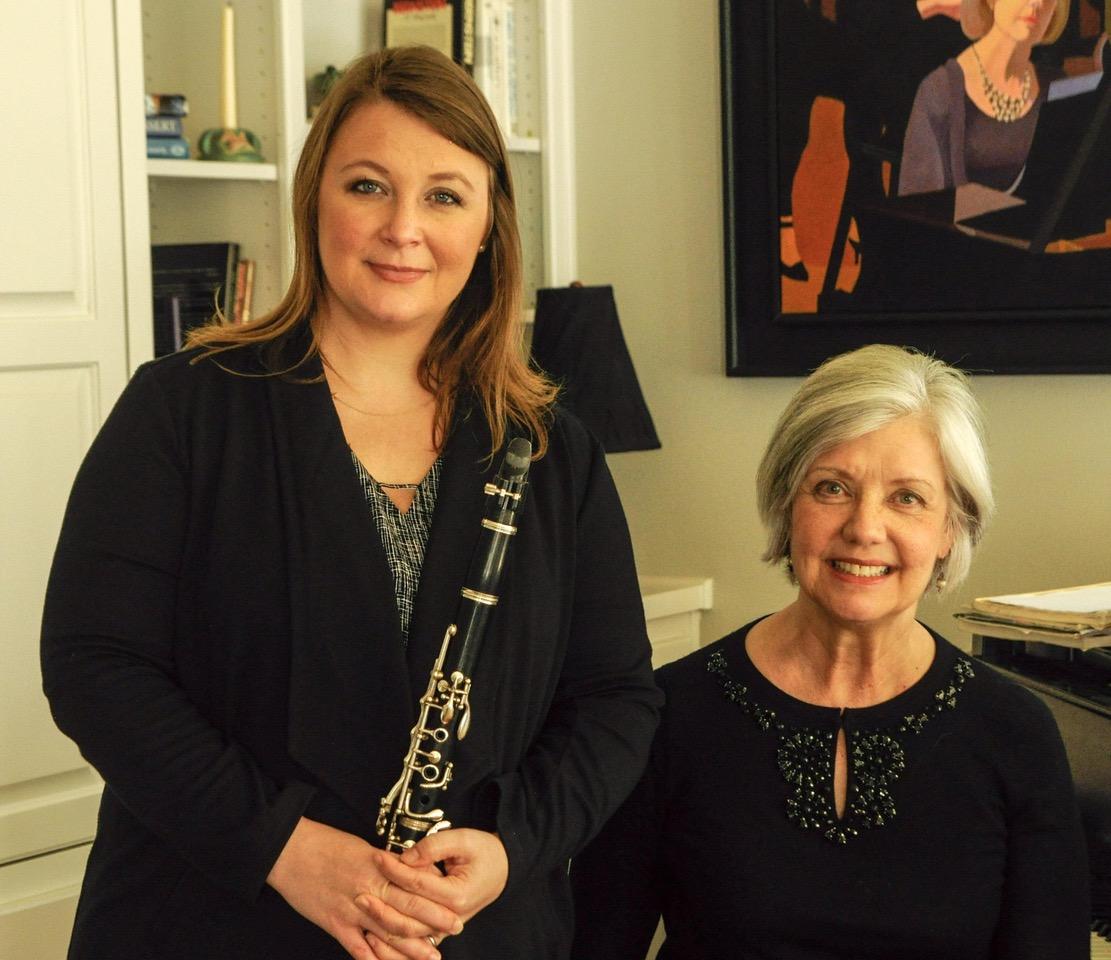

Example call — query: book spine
[241,260,256,324]
[145,93,189,117]
[458,0,476,72]
[146,136,191,159]
[222,244,240,321]
[233,260,248,324]
[169,296,183,353]
[146,116,185,138]
[505,0,517,136]
[475,0,511,139]
[474,1,492,99]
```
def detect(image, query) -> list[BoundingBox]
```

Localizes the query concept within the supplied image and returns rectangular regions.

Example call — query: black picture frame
[720,0,1111,377]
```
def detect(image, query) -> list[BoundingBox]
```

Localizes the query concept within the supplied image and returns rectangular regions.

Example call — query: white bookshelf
[507,135,542,153]
[147,159,280,181]
[119,0,576,373]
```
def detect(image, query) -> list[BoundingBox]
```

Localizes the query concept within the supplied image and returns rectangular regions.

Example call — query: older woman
[571,344,1089,959]
[41,47,660,960]
[899,0,1069,196]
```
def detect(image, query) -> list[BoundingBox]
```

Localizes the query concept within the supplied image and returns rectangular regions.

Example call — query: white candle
[220,3,237,129]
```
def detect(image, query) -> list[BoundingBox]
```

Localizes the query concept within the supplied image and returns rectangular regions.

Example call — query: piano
[972,636,1111,955]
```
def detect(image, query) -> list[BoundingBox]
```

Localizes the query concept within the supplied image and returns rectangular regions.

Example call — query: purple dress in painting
[898,58,1047,196]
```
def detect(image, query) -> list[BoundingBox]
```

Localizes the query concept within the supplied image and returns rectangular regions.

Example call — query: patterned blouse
[350,451,442,646]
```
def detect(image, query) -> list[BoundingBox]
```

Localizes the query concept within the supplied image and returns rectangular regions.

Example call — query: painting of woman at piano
[721,0,1111,375]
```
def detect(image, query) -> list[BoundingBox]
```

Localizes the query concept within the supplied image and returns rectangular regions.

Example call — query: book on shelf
[475,0,515,139]
[146,136,191,160]
[384,0,475,73]
[145,93,189,118]
[146,115,185,138]
[146,93,191,160]
[151,243,239,356]
[503,0,517,134]
[233,258,256,324]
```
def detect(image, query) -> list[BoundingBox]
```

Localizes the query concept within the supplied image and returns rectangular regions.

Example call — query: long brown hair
[187,46,556,457]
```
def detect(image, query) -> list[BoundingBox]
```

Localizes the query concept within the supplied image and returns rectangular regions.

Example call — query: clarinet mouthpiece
[502,437,532,481]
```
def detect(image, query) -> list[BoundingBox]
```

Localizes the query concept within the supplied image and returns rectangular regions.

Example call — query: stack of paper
[954,582,1111,650]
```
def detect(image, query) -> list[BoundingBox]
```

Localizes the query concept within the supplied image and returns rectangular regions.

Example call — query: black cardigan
[41,344,661,960]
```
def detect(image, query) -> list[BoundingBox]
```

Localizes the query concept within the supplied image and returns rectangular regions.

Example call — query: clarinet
[376,436,533,853]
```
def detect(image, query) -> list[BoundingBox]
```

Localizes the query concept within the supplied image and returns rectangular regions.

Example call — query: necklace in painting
[971,44,1031,123]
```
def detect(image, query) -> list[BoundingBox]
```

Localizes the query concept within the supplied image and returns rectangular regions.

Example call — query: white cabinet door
[0,0,129,953]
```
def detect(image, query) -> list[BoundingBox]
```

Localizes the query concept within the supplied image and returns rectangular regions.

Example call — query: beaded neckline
[707,646,975,843]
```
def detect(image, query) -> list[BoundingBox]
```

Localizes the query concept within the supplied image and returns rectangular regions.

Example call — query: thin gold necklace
[321,350,435,417]
[330,391,435,417]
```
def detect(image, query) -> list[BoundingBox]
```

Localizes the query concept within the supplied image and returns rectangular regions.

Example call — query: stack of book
[151,242,256,356]
[146,93,190,160]
[954,582,1111,650]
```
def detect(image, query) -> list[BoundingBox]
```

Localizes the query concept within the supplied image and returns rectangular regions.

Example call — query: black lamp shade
[531,285,661,453]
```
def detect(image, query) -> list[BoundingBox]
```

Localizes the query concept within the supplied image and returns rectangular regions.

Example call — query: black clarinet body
[376,437,532,852]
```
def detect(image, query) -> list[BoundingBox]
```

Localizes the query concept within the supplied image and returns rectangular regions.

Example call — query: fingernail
[452,920,464,934]
[401,848,419,863]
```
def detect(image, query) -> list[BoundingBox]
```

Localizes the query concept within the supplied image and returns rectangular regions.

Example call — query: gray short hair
[755,344,993,593]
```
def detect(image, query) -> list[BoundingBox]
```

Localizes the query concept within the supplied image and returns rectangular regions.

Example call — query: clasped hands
[267,816,508,960]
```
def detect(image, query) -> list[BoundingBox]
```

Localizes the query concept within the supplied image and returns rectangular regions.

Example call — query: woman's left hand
[360,828,508,957]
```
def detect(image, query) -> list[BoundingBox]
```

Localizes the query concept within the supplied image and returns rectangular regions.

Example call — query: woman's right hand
[266,817,463,960]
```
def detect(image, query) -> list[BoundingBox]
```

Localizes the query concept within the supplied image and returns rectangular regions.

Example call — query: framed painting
[720,0,1111,376]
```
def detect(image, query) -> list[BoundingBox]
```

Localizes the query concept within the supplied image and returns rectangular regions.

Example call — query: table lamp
[530,284,661,453]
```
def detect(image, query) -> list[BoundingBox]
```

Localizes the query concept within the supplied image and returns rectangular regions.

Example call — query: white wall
[572,1,1111,646]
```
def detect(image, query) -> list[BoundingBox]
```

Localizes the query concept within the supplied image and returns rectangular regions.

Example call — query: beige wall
[572,1,1111,645]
